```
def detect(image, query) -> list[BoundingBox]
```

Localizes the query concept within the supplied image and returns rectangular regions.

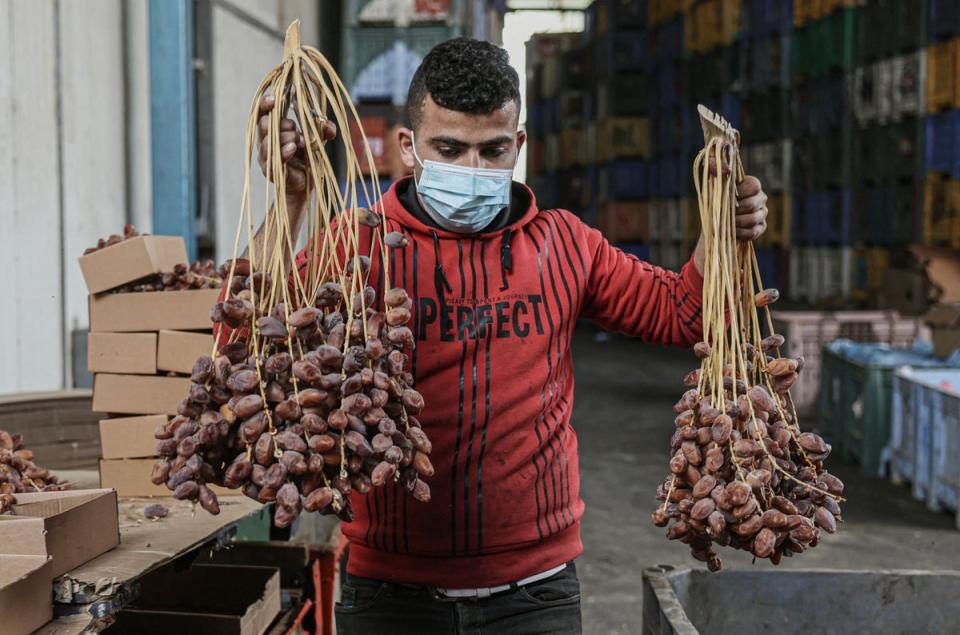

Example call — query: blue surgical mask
[411,134,513,234]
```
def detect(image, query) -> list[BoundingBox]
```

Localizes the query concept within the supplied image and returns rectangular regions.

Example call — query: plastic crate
[892,51,926,120]
[923,173,960,247]
[344,26,456,103]
[747,33,791,91]
[924,110,960,176]
[597,73,648,117]
[772,310,928,416]
[741,88,790,141]
[604,0,647,29]
[742,0,790,37]
[925,40,958,113]
[928,0,960,43]
[891,368,960,526]
[652,15,685,61]
[599,160,648,200]
[890,367,921,487]
[347,0,455,26]
[596,30,647,76]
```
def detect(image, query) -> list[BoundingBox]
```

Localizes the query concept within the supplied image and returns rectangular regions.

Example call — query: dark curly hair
[406,37,521,129]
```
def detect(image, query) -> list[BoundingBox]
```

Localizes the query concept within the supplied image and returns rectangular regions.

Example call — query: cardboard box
[87,332,158,374]
[78,235,187,295]
[89,288,220,333]
[111,565,280,635]
[100,415,167,459]
[100,459,239,497]
[0,555,53,635]
[157,330,214,374]
[925,303,960,358]
[0,489,119,577]
[92,374,191,416]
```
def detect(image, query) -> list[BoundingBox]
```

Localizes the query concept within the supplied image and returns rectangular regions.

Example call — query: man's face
[398,94,526,181]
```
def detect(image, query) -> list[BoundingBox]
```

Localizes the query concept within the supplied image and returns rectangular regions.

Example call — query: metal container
[643,565,960,634]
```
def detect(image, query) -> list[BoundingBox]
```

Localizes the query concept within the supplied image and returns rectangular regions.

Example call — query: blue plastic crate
[924,110,960,176]
[527,102,544,137]
[597,30,648,75]
[653,106,687,156]
[603,160,649,199]
[721,93,742,130]
[928,0,960,43]
[540,174,561,209]
[745,0,793,37]
[792,191,820,244]
[617,242,652,261]
[754,246,783,291]
[604,0,647,29]
[656,154,684,198]
[820,189,853,244]
[897,369,960,524]
[653,16,684,62]
[656,62,681,109]
[544,98,561,134]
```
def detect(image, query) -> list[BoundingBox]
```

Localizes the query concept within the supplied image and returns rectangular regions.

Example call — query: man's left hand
[735,176,767,241]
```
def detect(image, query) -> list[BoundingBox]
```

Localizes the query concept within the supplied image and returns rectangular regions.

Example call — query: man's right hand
[257,94,309,201]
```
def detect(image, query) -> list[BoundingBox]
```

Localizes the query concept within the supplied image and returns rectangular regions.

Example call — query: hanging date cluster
[655,112,845,571]
[151,258,432,527]
[1,430,69,514]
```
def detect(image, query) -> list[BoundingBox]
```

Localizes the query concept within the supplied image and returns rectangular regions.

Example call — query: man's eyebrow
[478,135,514,146]
[429,136,469,147]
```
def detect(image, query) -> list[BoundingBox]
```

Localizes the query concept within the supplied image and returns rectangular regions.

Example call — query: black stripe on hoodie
[530,231,563,536]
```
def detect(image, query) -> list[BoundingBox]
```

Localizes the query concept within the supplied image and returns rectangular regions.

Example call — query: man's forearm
[241,194,309,275]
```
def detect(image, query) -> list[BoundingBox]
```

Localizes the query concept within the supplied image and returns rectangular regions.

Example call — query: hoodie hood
[379,175,542,240]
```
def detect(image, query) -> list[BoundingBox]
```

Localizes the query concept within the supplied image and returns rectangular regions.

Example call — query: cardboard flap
[10,488,114,517]
[0,555,51,587]
[0,517,48,557]
[924,303,960,327]
[910,245,960,304]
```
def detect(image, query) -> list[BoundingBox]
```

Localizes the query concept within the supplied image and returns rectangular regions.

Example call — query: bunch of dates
[652,334,844,571]
[82,223,143,255]
[1,430,69,514]
[112,260,225,294]
[152,257,432,527]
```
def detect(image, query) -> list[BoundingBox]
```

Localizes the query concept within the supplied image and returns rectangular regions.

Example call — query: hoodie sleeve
[579,217,705,347]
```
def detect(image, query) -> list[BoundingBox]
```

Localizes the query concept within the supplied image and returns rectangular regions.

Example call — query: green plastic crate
[342,25,459,93]
[818,348,896,477]
[793,8,859,78]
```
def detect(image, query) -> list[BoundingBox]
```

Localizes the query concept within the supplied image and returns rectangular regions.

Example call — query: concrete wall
[0,0,134,393]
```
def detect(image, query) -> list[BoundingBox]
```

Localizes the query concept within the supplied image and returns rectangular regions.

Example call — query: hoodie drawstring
[432,231,453,307]
[499,229,513,291]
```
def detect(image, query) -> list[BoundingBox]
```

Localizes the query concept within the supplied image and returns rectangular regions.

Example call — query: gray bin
[642,564,960,635]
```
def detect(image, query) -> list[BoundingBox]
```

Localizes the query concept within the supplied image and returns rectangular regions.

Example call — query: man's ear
[516,129,527,153]
[398,127,416,170]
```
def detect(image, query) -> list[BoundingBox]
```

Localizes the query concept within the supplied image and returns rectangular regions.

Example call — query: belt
[432,563,567,600]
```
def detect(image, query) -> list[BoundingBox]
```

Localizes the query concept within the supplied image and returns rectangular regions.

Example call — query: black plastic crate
[597,73,649,117]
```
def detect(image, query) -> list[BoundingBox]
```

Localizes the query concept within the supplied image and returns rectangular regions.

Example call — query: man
[257,38,767,634]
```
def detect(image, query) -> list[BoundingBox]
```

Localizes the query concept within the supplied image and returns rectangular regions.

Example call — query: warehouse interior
[3,0,960,633]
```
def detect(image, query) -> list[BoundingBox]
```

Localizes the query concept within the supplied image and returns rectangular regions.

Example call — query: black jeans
[335,561,582,635]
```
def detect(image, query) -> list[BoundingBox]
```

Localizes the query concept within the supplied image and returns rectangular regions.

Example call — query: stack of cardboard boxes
[79,235,222,496]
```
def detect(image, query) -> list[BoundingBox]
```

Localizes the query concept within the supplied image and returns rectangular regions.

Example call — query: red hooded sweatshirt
[227,177,705,588]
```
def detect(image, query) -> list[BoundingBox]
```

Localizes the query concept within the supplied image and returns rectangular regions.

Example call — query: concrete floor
[571,328,960,635]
